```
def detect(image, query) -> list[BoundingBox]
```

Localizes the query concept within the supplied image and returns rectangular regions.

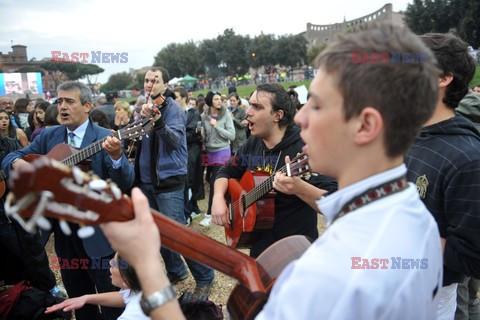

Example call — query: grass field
[472,65,480,88]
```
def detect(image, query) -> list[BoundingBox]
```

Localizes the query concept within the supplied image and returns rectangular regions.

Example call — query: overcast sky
[0,0,411,83]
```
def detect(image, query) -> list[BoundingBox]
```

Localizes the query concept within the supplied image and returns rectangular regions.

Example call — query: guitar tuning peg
[36,216,52,230]
[110,184,122,200]
[77,226,95,239]
[72,166,84,185]
[89,179,107,191]
[59,220,72,236]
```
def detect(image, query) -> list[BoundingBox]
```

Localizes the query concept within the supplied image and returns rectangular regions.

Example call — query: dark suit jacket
[2,120,135,257]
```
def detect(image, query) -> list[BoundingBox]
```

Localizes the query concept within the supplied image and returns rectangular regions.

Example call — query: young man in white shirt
[100,23,444,319]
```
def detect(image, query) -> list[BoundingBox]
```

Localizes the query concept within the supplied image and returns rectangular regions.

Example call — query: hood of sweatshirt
[456,93,480,134]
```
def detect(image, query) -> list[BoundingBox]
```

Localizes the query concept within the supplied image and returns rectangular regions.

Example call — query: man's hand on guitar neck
[102,136,123,161]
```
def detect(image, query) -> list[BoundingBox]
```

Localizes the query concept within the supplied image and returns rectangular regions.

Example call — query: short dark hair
[14,98,30,113]
[256,83,295,128]
[315,23,440,157]
[173,87,188,99]
[147,67,170,84]
[57,81,93,105]
[89,108,110,129]
[205,91,222,107]
[420,33,477,109]
[44,104,59,126]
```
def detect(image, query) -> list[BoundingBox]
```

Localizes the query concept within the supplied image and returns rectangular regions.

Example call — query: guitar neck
[151,210,266,294]
[0,169,6,181]
[245,164,288,208]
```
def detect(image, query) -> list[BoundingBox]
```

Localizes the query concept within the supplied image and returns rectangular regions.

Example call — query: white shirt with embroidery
[118,289,150,320]
[257,165,443,320]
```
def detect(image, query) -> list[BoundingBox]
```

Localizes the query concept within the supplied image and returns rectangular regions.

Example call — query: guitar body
[0,180,5,198]
[226,170,275,248]
[24,144,91,170]
[227,235,311,320]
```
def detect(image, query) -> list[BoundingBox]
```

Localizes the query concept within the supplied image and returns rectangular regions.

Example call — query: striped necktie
[68,132,76,147]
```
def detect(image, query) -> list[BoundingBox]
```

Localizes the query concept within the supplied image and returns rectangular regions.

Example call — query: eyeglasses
[211,91,221,95]
[0,102,13,106]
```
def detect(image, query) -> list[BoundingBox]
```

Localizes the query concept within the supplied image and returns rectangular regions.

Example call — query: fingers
[45,301,70,314]
[285,155,291,164]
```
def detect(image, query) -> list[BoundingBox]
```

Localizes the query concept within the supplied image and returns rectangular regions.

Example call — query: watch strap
[140,285,176,316]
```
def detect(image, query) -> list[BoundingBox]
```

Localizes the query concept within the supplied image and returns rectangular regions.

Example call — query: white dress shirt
[257,165,443,320]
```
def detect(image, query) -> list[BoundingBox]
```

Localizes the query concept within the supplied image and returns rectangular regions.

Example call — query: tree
[15,66,45,75]
[78,64,104,94]
[198,39,221,78]
[307,44,327,65]
[101,72,133,92]
[216,29,251,75]
[249,33,276,68]
[272,34,307,67]
[405,0,480,46]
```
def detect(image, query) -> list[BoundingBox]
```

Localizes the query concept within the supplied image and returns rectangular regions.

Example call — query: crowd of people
[0,21,480,320]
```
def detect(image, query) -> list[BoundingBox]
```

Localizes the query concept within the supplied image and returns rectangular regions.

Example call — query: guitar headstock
[5,157,134,236]
[286,152,314,180]
[118,118,153,140]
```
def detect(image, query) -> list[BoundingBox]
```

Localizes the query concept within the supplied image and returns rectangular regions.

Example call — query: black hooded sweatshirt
[216,125,338,256]
[405,116,480,285]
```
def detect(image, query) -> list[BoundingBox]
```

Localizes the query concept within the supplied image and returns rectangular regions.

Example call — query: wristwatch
[140,285,176,316]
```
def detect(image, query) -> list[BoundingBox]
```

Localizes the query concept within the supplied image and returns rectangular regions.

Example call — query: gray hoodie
[201,106,235,152]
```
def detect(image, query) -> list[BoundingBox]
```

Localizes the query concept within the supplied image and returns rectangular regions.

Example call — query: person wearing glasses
[0,96,20,128]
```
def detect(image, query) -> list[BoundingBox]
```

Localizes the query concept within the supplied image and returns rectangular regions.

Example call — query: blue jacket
[135,94,188,192]
[2,120,135,257]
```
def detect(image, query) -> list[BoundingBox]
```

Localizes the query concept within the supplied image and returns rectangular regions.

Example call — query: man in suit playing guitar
[2,81,134,320]
[211,83,337,257]
[100,23,444,319]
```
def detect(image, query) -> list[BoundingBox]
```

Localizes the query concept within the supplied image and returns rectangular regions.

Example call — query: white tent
[168,77,183,85]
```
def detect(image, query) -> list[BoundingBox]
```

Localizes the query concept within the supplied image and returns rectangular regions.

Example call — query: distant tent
[180,75,199,83]
[168,77,183,85]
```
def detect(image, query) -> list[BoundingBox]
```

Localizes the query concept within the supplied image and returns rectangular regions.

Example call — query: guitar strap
[333,175,408,223]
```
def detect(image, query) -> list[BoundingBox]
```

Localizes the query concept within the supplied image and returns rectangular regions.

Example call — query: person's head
[114,101,132,118]
[144,67,170,97]
[187,89,194,99]
[228,85,237,95]
[89,108,110,129]
[205,91,222,110]
[229,92,241,108]
[287,88,302,111]
[95,96,107,107]
[34,101,50,126]
[132,106,142,120]
[0,109,16,137]
[197,100,206,114]
[221,95,228,108]
[106,91,119,104]
[246,83,294,138]
[109,253,141,292]
[295,23,439,182]
[44,104,60,126]
[14,98,30,114]
[187,97,197,108]
[173,87,188,107]
[57,81,93,131]
[474,83,480,94]
[420,33,477,109]
[0,97,14,113]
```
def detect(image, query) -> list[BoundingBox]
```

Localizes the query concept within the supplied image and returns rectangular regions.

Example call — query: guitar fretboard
[0,169,6,181]
[62,135,112,166]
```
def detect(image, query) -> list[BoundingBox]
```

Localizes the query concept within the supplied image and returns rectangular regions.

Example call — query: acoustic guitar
[5,157,311,320]
[23,118,152,166]
[226,153,311,248]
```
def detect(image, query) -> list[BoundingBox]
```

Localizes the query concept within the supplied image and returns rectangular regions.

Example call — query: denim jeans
[139,183,214,285]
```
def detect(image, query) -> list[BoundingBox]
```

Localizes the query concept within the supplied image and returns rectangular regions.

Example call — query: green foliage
[307,43,327,65]
[216,29,251,75]
[41,62,103,81]
[405,0,480,46]
[101,72,133,92]
[193,80,311,99]
[273,34,307,67]
[472,66,480,88]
